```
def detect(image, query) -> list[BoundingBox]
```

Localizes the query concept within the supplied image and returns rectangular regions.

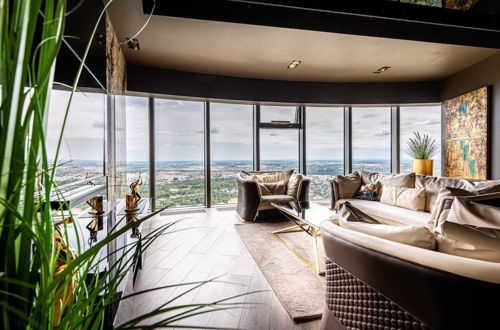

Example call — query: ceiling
[107,0,499,83]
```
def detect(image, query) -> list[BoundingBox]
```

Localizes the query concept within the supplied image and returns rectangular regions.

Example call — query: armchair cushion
[258,181,286,196]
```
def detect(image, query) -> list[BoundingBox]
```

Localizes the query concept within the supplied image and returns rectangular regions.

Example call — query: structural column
[204,102,211,208]
[344,107,352,175]
[391,106,401,173]
[148,97,156,211]
[299,106,307,175]
[253,105,261,171]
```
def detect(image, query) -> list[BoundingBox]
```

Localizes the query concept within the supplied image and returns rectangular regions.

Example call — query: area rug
[235,220,325,321]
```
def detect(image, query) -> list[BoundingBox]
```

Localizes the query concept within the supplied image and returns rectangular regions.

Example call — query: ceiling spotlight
[373,66,391,74]
[287,60,302,70]
[126,38,140,50]
[94,33,105,46]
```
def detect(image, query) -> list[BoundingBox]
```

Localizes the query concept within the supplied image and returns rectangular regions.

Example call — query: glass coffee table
[271,201,337,276]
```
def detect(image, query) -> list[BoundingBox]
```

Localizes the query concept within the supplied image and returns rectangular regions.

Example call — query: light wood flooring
[126,207,322,330]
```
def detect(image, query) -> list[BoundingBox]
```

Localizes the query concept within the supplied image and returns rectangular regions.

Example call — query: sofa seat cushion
[260,195,296,210]
[337,202,436,250]
[336,199,431,227]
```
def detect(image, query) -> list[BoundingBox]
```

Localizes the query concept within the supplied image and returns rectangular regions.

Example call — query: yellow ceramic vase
[412,159,434,176]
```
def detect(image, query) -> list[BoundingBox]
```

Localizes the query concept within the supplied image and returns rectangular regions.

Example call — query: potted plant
[406,132,439,176]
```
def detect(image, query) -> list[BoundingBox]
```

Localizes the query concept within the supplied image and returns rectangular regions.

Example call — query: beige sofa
[330,170,500,226]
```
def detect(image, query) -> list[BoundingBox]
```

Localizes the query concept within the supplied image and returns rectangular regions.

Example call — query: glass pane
[306,107,344,200]
[126,96,150,198]
[260,129,299,171]
[400,105,442,176]
[260,105,298,123]
[352,107,391,173]
[210,103,253,205]
[155,99,204,208]
[47,89,106,187]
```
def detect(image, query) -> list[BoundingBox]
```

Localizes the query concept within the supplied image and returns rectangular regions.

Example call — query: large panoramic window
[260,129,299,171]
[47,89,106,187]
[352,107,391,173]
[126,96,150,197]
[46,89,106,214]
[400,105,442,176]
[154,99,205,208]
[210,103,253,205]
[306,107,344,200]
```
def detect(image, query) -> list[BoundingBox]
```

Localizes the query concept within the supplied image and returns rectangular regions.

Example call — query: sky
[46,92,441,163]
[47,89,105,162]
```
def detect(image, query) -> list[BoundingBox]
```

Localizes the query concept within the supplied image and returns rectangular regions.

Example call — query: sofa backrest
[416,175,500,212]
[360,170,500,212]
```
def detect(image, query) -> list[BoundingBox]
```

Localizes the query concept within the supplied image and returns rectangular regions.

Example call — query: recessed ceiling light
[287,60,302,70]
[126,38,140,50]
[373,66,391,74]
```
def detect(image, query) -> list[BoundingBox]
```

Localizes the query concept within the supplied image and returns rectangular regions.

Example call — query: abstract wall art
[444,87,489,180]
[445,0,480,11]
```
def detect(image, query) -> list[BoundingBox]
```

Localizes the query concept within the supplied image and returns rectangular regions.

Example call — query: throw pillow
[337,202,436,249]
[258,180,286,196]
[360,171,416,201]
[335,172,362,198]
[429,186,500,229]
[381,172,416,188]
[353,182,379,201]
[447,193,500,230]
[380,185,426,211]
[432,194,500,262]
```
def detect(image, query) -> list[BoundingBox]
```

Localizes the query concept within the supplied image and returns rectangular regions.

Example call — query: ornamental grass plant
[0,1,254,328]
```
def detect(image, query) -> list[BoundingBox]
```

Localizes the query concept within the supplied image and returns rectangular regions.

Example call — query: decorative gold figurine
[87,195,104,214]
[125,173,142,212]
[126,214,141,238]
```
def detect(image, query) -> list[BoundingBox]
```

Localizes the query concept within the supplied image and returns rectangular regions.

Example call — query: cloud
[210,126,220,134]
[374,129,391,137]
[93,121,104,129]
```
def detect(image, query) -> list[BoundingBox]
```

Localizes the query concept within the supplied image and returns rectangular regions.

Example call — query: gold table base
[272,224,324,276]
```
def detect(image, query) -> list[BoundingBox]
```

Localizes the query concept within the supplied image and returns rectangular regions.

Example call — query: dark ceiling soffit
[127,65,441,105]
[142,0,500,49]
